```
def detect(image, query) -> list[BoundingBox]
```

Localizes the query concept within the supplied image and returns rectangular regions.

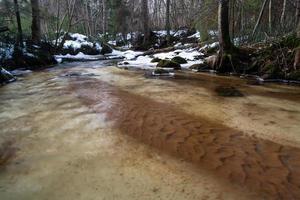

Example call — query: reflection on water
[0,61,300,200]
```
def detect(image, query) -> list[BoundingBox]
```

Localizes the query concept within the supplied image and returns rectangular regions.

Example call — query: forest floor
[0,61,300,199]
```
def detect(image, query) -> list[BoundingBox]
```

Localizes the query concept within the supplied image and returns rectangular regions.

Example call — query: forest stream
[1,61,300,200]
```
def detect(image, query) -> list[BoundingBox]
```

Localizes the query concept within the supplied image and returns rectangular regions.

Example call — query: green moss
[288,70,300,81]
[157,59,181,70]
[279,34,300,49]
[171,56,187,64]
[262,63,284,79]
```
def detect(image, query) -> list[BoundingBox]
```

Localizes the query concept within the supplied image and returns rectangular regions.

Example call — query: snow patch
[188,31,200,39]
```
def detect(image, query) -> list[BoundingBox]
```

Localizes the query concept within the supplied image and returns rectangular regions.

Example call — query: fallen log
[142,43,199,56]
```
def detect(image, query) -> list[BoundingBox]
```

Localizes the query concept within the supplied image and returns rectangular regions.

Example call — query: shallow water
[0,61,300,199]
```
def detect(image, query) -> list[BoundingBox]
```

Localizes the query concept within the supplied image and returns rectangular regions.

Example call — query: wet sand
[71,77,300,199]
[1,62,300,199]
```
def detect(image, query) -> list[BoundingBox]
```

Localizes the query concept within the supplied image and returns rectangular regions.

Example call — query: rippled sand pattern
[71,78,300,199]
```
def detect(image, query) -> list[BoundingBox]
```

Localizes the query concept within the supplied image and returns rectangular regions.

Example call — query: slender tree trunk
[102,0,107,35]
[252,0,269,36]
[31,0,41,44]
[231,0,235,42]
[166,0,171,45]
[296,0,300,27]
[141,0,150,45]
[241,4,245,32]
[13,0,23,48]
[58,0,77,51]
[280,0,287,27]
[54,0,61,48]
[269,0,272,32]
[294,21,300,69]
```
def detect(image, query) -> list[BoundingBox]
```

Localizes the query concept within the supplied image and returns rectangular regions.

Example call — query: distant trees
[1,0,300,50]
[252,0,269,36]
[102,0,107,35]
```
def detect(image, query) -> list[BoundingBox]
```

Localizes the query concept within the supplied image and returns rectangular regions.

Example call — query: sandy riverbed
[1,61,300,199]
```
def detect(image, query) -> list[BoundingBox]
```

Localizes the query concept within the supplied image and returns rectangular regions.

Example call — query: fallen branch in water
[142,43,199,56]
[0,26,9,33]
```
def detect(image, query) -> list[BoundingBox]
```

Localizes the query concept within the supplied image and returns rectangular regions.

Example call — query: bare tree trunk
[231,0,235,42]
[141,0,150,45]
[241,4,245,32]
[87,1,92,36]
[13,0,23,48]
[280,0,287,27]
[296,0,300,27]
[218,0,232,52]
[166,0,171,45]
[102,0,106,35]
[31,0,41,44]
[252,0,269,36]
[217,0,236,73]
[294,22,300,69]
[269,0,272,32]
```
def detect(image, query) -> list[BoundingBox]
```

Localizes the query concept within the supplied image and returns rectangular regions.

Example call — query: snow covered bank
[54,49,141,62]
[117,47,204,70]
[55,52,105,62]
[55,33,112,56]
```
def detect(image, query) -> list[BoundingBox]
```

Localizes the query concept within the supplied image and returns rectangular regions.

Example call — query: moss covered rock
[189,63,211,71]
[171,56,187,64]
[157,59,181,70]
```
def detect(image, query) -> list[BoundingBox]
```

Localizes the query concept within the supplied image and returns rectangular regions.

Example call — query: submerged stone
[215,86,244,97]
[152,68,171,76]
[189,63,211,71]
